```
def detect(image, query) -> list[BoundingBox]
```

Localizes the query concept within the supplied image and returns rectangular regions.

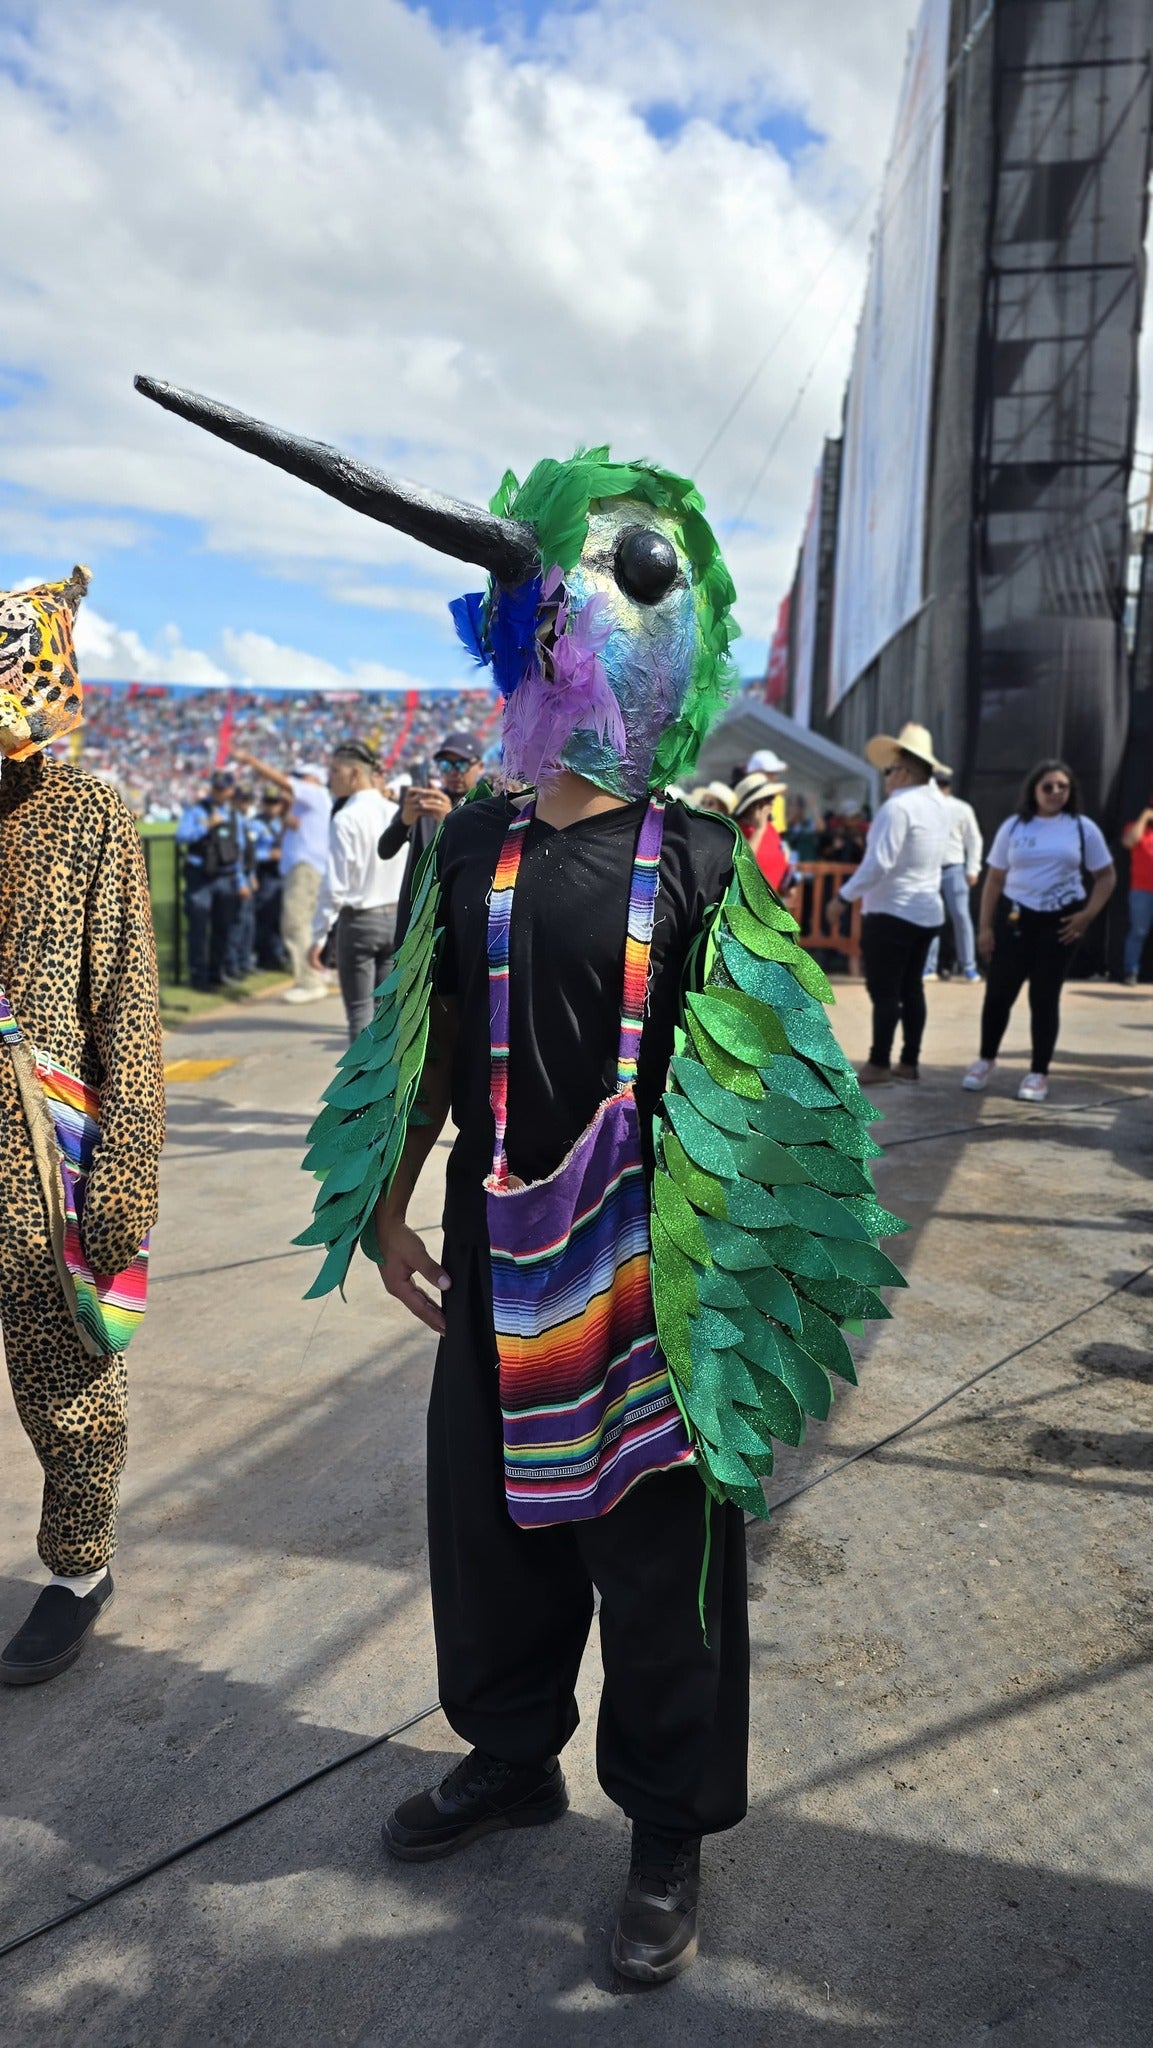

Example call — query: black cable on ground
[0,1696,441,1964]
[4,1117,1148,1966]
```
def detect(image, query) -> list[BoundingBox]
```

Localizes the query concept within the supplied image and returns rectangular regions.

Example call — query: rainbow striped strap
[487,796,666,1180]
[616,796,665,1090]
[0,987,23,1049]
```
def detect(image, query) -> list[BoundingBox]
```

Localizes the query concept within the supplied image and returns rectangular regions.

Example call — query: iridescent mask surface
[130,384,739,797]
[451,452,740,799]
[0,567,90,760]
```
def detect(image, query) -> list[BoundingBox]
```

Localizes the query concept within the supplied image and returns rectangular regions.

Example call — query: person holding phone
[962,760,1115,1103]
[378,728,485,946]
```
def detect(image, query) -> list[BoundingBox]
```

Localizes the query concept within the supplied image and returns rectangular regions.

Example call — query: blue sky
[0,0,962,691]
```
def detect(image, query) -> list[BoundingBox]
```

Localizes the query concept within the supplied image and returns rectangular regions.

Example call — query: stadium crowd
[75,683,498,819]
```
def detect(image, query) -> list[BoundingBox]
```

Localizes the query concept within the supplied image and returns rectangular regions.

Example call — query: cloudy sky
[1,0,1150,693]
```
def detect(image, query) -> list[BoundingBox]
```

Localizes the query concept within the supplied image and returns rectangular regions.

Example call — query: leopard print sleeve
[80,794,167,1274]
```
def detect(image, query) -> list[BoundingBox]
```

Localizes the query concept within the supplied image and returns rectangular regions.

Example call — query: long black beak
[134,377,539,587]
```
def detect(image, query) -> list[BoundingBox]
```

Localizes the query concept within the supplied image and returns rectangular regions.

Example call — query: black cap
[438,728,481,760]
[210,769,234,789]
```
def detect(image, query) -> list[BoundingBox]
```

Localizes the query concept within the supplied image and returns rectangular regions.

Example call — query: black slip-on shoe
[611,1825,701,1984]
[0,1574,115,1686]
[382,1749,568,1862]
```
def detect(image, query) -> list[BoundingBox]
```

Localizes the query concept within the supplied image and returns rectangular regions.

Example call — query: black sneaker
[611,1824,701,1983]
[382,1749,568,1861]
[0,1573,115,1686]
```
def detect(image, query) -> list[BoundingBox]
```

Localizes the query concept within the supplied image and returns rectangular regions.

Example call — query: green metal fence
[139,824,183,985]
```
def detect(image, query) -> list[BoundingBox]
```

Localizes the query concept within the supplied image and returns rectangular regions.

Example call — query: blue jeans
[925,864,976,976]
[1123,887,1153,978]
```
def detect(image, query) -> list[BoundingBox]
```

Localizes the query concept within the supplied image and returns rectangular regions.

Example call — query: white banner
[828,0,951,710]
[792,461,822,729]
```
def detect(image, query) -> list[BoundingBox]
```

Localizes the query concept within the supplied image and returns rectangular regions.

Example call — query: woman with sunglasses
[962,760,1115,1102]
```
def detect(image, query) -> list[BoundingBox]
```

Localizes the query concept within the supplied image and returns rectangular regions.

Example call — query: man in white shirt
[830,722,950,1086]
[924,770,983,982]
[309,740,409,1042]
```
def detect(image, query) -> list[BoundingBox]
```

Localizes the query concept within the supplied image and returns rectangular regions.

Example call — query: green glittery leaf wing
[651,822,907,1517]
[296,834,444,1299]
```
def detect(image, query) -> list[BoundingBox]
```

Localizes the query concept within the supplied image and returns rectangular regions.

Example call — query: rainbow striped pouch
[0,986,149,1357]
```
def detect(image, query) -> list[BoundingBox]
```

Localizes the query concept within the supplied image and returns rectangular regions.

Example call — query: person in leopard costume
[0,566,165,1684]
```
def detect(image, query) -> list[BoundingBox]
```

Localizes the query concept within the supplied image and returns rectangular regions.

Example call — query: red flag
[214,690,235,769]
[765,592,792,706]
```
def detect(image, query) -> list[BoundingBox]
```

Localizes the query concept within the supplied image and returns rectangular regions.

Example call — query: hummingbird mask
[0,566,90,760]
[133,381,739,798]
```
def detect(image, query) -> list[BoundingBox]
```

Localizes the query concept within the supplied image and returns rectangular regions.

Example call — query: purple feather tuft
[502,588,626,785]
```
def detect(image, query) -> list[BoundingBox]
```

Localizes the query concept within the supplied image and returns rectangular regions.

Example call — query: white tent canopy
[694,695,878,813]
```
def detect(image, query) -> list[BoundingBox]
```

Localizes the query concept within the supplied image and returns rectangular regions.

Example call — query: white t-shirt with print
[987,812,1111,912]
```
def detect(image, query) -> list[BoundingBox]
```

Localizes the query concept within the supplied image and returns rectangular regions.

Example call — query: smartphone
[409,757,434,790]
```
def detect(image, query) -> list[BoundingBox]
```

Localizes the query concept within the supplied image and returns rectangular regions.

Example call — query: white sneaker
[1018,1072,1048,1103]
[282,984,329,1005]
[962,1058,995,1091]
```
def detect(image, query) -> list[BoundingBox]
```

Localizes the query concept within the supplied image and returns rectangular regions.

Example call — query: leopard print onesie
[0,754,165,1574]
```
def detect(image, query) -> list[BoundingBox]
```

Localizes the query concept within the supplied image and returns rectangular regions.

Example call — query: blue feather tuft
[488,576,542,697]
[449,591,490,667]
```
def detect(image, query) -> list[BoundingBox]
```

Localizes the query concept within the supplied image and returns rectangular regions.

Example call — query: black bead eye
[614,527,680,605]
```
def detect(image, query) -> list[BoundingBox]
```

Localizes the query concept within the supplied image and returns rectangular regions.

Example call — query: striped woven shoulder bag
[0,985,149,1358]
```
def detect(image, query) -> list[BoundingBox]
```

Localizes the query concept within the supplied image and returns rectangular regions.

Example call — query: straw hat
[689,780,737,815]
[864,721,951,776]
[731,771,786,819]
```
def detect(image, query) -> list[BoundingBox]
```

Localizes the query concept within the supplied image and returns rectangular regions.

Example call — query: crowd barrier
[784,862,863,977]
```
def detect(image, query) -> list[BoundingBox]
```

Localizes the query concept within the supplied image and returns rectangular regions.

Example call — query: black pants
[426,1224,750,1837]
[336,904,395,1043]
[185,871,240,989]
[860,913,936,1068]
[979,901,1081,1074]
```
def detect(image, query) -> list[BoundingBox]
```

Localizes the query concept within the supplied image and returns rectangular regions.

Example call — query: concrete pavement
[1,973,1151,2044]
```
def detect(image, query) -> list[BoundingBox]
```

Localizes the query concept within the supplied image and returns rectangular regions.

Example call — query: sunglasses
[1038,780,1070,795]
[435,754,475,773]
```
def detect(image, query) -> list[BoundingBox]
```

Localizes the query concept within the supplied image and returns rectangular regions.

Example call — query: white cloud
[74,606,231,686]
[220,624,450,693]
[0,0,926,659]
[5,0,1146,682]
[73,602,454,693]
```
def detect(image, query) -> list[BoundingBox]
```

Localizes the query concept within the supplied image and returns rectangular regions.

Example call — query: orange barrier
[784,863,863,976]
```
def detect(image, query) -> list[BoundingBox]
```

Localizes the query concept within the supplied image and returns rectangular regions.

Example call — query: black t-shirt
[434,794,734,1238]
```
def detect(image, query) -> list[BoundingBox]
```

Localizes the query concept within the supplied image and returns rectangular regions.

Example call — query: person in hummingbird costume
[0,567,165,1685]
[136,379,906,1983]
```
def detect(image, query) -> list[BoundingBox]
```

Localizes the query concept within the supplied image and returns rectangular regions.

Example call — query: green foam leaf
[652,1169,712,1264]
[741,1262,802,1330]
[650,1214,701,1324]
[735,848,800,931]
[670,1054,752,1136]
[685,1007,764,1098]
[700,1214,768,1271]
[697,1264,747,1310]
[719,933,811,1010]
[773,1184,871,1241]
[795,1300,858,1384]
[790,1147,875,1197]
[760,1054,840,1109]
[798,1274,891,1321]
[727,1130,815,1189]
[723,1180,790,1230]
[827,1241,907,1288]
[723,902,800,963]
[687,989,788,1068]
[662,1130,729,1220]
[841,1195,909,1239]
[759,1226,838,1279]
[663,1091,741,1180]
